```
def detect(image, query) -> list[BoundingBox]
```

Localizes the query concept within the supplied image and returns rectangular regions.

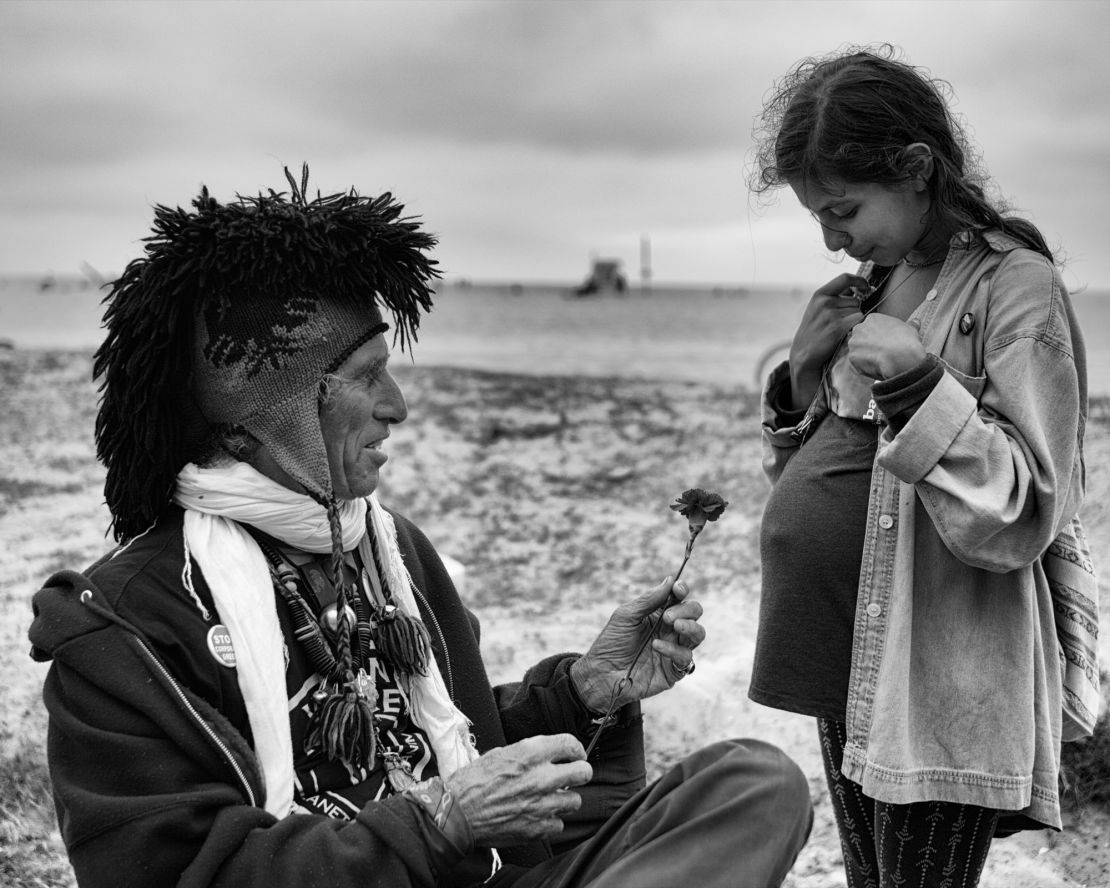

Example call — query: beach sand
[1,348,1107,887]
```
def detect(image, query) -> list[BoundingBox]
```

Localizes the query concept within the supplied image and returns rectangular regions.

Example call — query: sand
[1,348,1107,887]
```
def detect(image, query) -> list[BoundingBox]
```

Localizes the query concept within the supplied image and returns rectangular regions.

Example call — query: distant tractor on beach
[574,258,627,297]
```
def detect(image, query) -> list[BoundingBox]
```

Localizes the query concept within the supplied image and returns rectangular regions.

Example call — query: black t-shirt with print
[274,551,438,818]
[749,413,877,721]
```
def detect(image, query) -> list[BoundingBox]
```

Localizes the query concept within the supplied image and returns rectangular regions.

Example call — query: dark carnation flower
[670,488,728,529]
[584,485,729,757]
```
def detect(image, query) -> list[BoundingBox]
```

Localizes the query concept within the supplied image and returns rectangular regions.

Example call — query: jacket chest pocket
[928,306,988,403]
[940,359,987,402]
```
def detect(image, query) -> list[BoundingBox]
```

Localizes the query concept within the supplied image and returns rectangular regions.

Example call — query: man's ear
[902,143,934,190]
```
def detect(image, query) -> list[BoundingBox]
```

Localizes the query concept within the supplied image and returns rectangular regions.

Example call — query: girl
[747,46,1092,888]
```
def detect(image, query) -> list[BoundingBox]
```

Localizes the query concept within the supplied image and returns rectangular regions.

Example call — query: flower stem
[584,526,702,759]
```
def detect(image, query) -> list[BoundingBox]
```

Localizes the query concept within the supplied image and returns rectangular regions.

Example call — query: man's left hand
[570,577,704,713]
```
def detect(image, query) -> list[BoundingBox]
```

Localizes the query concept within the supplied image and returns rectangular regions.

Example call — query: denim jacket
[761,230,1088,830]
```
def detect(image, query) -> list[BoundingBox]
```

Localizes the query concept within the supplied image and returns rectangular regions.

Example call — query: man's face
[319,334,408,500]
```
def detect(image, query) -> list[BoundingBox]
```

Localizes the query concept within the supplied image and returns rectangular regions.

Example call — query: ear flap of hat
[244,396,335,505]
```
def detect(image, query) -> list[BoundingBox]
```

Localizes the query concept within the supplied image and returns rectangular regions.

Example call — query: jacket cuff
[763,360,807,430]
[872,354,944,432]
[550,655,632,737]
[496,653,640,743]
[403,777,473,855]
[402,778,499,885]
[877,371,980,484]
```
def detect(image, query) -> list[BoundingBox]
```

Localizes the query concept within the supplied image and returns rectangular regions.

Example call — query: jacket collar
[951,227,1026,253]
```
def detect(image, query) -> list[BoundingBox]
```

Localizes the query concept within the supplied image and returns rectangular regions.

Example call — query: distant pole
[640,235,652,294]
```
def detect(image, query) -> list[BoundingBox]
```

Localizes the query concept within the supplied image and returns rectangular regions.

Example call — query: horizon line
[3,272,1107,298]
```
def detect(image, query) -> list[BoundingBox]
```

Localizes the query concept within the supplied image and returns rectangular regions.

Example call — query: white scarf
[173,461,479,817]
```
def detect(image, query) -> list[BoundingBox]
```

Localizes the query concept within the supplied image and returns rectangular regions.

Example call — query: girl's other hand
[788,273,868,408]
[847,313,926,380]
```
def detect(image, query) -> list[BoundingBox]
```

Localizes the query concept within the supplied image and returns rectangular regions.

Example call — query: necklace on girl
[860,244,946,315]
[860,262,913,316]
[902,246,948,268]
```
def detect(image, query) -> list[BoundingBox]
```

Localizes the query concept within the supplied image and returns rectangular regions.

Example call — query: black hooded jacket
[29,506,645,888]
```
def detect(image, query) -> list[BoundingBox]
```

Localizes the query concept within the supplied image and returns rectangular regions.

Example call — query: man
[29,168,811,888]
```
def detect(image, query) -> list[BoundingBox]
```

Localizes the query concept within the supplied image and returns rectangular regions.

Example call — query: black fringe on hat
[93,165,440,542]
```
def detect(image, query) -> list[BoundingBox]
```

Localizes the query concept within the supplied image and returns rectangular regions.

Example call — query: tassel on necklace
[306,666,378,770]
[246,506,433,772]
[371,604,431,675]
[365,515,433,675]
[304,504,379,770]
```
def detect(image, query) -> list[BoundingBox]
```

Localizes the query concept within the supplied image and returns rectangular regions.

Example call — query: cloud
[272,1,764,156]
[1,1,767,162]
[1,0,1109,287]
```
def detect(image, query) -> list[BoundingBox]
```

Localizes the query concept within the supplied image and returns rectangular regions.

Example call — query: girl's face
[790,176,935,266]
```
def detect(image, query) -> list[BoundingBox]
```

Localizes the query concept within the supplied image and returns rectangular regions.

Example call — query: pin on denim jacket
[762,230,1089,830]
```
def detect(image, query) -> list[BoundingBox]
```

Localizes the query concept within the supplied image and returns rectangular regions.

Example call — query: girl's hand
[789,274,868,408]
[847,313,926,380]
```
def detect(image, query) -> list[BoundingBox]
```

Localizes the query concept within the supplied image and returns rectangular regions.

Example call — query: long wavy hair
[749,44,1054,263]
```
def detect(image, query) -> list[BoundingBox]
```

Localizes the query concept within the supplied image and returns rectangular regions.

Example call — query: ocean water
[2,276,1108,394]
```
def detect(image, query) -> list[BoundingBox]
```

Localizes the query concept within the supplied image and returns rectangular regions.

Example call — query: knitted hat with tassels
[94,165,439,542]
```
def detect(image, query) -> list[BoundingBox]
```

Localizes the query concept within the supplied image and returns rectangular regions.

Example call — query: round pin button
[206,624,237,668]
[866,603,882,618]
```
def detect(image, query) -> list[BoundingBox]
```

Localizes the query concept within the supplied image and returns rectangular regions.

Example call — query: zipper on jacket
[133,636,259,808]
[412,586,454,700]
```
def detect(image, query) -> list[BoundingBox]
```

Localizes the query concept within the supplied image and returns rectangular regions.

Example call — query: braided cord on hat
[304,500,377,769]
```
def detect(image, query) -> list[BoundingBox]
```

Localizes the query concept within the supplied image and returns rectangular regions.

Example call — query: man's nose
[377,374,408,424]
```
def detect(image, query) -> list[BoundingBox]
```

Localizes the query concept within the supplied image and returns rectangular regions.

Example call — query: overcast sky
[2,0,1108,290]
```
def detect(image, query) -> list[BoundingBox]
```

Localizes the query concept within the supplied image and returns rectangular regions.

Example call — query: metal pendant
[382,751,416,792]
[374,604,398,624]
[320,602,357,639]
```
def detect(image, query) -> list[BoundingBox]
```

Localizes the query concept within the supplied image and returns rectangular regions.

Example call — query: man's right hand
[445,734,593,847]
[788,273,868,409]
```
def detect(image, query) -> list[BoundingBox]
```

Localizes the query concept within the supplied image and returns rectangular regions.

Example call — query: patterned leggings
[817,718,1000,888]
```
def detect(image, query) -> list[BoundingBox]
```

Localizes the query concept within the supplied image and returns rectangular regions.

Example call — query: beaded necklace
[248,527,431,785]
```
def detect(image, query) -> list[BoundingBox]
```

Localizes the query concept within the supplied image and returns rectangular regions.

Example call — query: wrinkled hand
[570,577,704,713]
[445,734,592,847]
[847,313,926,380]
[788,274,868,408]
